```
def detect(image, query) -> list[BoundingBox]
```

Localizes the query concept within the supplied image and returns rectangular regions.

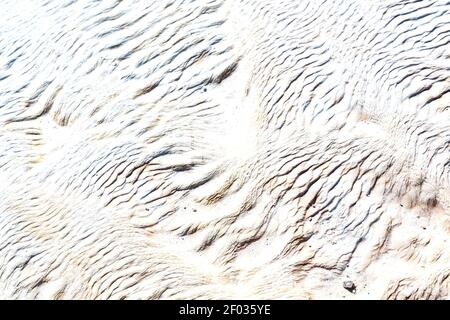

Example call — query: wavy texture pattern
[1,0,450,299]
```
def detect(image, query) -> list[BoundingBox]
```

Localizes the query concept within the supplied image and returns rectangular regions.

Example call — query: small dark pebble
[343,281,356,293]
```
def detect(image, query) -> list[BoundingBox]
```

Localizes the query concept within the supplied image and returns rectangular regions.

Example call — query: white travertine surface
[0,0,450,299]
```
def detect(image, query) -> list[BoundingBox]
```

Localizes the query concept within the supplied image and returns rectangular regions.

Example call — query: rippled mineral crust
[0,0,450,299]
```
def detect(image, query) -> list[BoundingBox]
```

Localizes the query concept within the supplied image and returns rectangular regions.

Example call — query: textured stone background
[0,0,450,299]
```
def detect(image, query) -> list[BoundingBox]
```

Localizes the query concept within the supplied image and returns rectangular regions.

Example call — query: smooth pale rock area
[0,0,450,299]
